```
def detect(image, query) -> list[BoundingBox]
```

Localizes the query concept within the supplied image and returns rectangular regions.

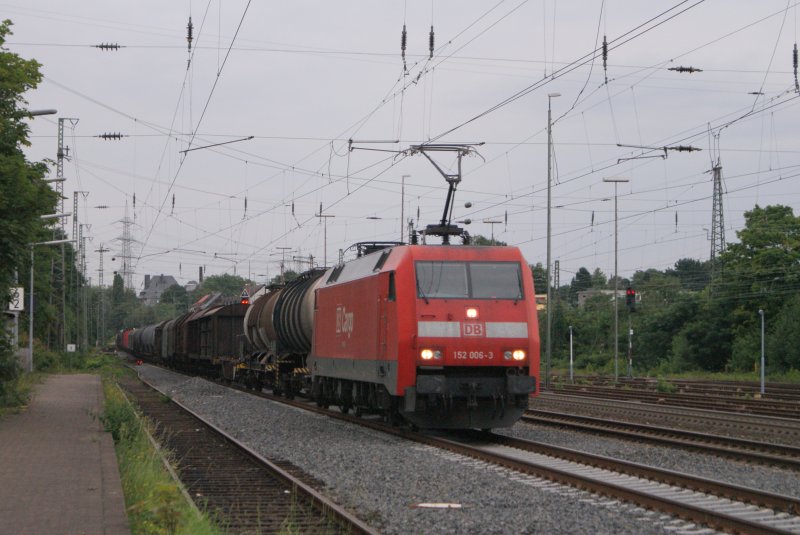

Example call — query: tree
[269,270,298,286]
[529,263,546,294]
[666,258,710,292]
[1,20,58,393]
[471,234,508,246]
[193,274,251,298]
[569,267,593,302]
[0,20,56,301]
[591,268,607,288]
[159,284,189,312]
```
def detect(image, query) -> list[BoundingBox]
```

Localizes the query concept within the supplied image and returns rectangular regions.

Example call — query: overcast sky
[6,1,800,292]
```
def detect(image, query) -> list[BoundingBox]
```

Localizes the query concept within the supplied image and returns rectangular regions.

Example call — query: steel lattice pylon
[710,165,726,265]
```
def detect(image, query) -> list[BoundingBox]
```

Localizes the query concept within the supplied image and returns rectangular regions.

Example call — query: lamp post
[759,309,765,395]
[28,238,75,373]
[545,92,560,390]
[603,176,629,382]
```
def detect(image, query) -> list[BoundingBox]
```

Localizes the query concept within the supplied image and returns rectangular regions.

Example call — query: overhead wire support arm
[615,143,701,162]
[178,135,254,154]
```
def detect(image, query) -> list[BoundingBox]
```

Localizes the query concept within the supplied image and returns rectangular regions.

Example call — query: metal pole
[545,92,560,389]
[569,325,573,384]
[603,177,628,383]
[28,246,34,373]
[759,309,765,395]
[401,174,409,243]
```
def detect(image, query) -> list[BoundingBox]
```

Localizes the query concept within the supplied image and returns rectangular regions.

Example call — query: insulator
[292,201,295,215]
[401,25,407,58]
[187,16,194,51]
[602,35,608,63]
[94,43,120,51]
[429,26,434,59]
[794,43,799,92]
[602,35,608,84]
[133,193,136,209]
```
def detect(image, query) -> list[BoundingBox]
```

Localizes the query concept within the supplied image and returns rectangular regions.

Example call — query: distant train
[119,242,540,429]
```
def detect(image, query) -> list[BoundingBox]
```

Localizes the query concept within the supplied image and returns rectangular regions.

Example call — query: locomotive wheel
[339,403,351,414]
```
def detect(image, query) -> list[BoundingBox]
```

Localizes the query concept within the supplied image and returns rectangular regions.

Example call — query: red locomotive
[309,242,538,428]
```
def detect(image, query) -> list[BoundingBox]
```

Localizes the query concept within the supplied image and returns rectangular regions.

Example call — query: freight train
[119,241,540,429]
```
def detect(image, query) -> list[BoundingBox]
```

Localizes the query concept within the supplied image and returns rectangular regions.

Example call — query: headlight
[504,351,512,360]
[466,307,478,319]
[512,350,526,361]
[420,349,442,360]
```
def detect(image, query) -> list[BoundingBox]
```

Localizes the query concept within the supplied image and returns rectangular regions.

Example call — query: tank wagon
[120,242,539,430]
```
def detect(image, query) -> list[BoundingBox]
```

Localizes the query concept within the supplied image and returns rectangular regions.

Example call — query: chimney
[144,274,151,288]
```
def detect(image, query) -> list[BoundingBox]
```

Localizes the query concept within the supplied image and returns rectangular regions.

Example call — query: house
[139,274,179,305]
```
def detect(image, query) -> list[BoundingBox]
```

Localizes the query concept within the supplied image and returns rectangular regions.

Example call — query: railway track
[129,362,800,533]
[555,376,800,403]
[119,376,377,535]
[204,380,800,533]
[548,383,800,418]
[523,409,800,470]
[444,431,800,535]
[536,392,800,445]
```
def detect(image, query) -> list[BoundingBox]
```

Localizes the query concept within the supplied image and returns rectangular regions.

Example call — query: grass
[101,380,225,535]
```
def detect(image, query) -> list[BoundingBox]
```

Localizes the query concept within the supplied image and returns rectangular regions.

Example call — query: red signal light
[625,287,636,310]
[240,298,250,305]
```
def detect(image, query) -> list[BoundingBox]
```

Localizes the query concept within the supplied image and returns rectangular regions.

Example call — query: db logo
[336,305,354,338]
[463,323,484,337]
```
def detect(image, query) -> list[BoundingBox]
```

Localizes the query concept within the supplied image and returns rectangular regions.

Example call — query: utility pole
[275,247,292,283]
[316,203,335,268]
[603,176,629,383]
[49,117,78,349]
[545,92,560,390]
[95,245,110,345]
[401,174,410,243]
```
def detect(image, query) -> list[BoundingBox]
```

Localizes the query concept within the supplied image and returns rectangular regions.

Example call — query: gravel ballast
[133,364,728,534]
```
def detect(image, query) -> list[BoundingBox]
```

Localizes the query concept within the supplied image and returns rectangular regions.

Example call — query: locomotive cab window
[415,261,523,300]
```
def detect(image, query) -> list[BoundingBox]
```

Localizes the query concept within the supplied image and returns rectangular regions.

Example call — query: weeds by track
[119,375,376,535]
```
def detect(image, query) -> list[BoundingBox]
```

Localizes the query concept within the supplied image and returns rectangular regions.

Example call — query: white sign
[8,287,24,311]
[66,344,76,353]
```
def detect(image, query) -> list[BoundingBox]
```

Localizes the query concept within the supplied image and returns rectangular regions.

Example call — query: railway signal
[626,287,636,312]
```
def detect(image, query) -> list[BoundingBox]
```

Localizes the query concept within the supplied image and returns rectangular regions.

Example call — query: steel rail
[523,409,800,470]
[130,374,379,535]
[131,361,800,534]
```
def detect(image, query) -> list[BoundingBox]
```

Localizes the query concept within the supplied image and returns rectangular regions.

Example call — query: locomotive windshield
[415,261,523,300]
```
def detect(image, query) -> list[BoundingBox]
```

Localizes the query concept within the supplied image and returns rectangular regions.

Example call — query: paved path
[0,374,129,535]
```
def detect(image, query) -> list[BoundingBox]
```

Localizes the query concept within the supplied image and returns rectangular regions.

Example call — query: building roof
[139,274,179,305]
